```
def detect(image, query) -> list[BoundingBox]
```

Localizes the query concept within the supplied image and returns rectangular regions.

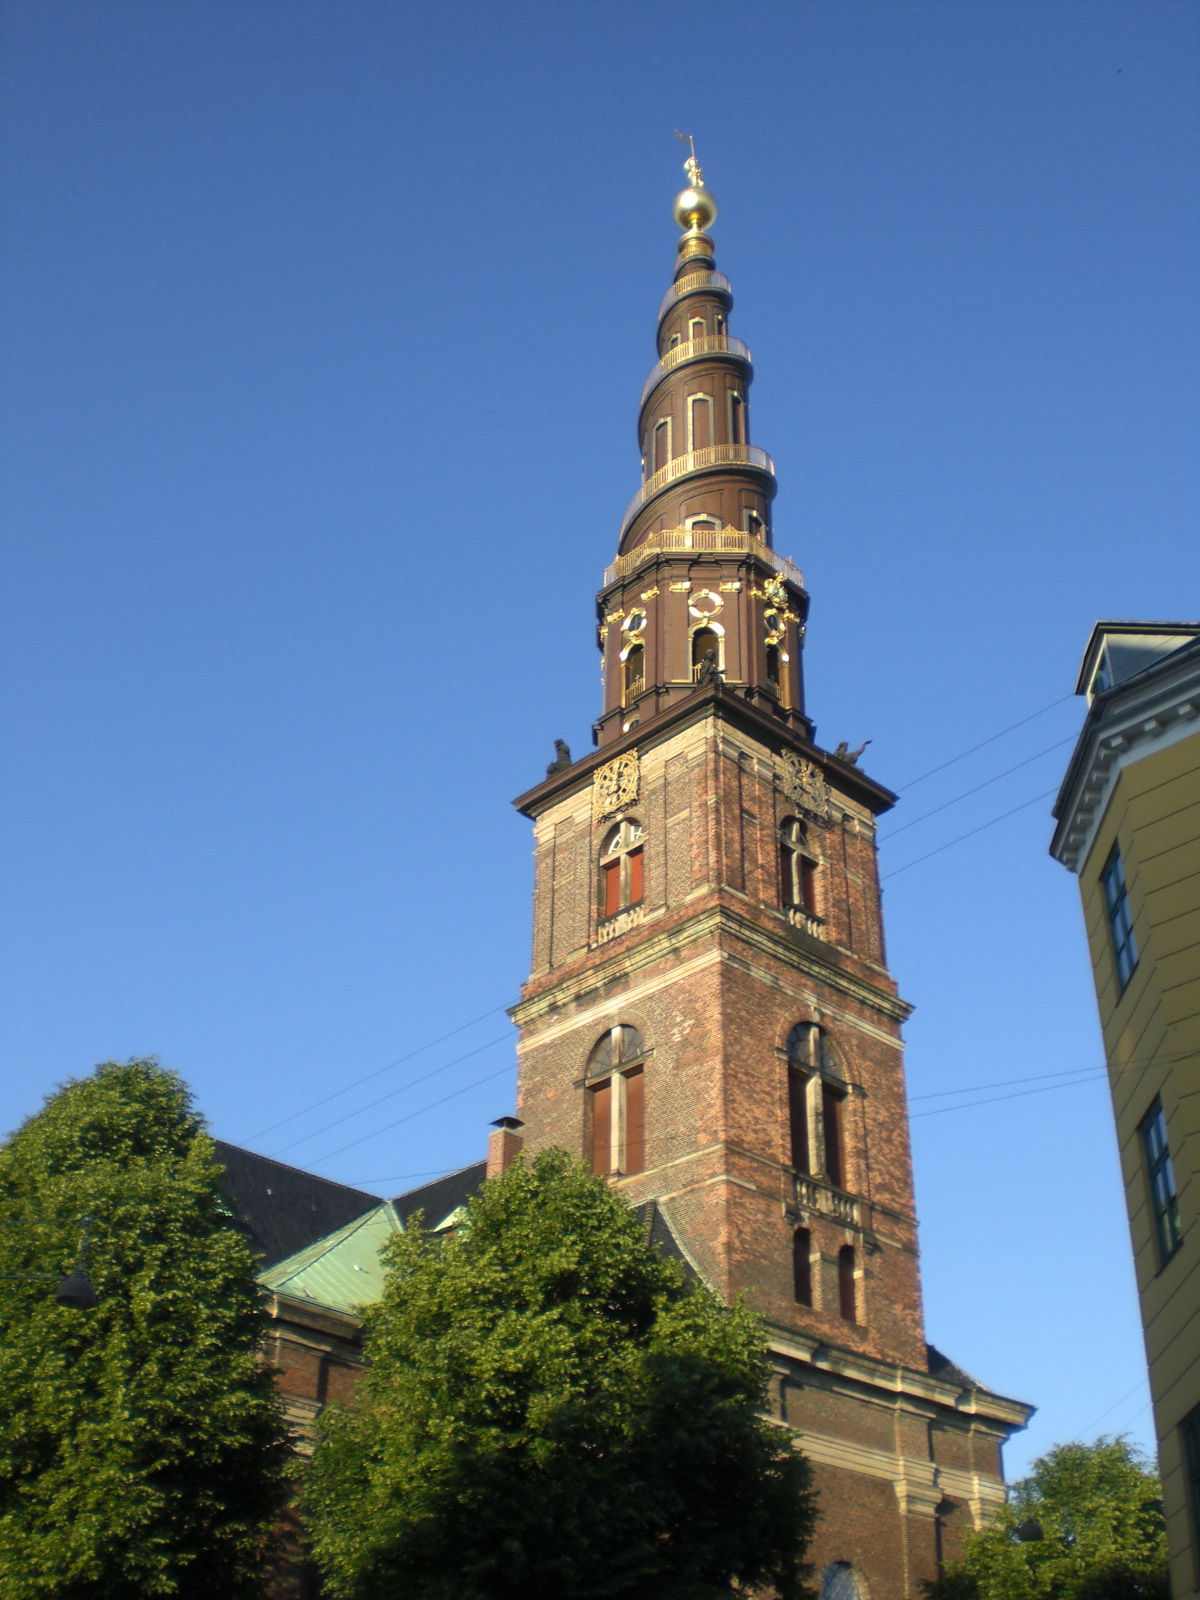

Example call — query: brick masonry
[511,688,1028,1597]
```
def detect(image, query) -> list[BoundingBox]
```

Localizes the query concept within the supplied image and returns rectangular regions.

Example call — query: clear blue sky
[3,1,1197,1480]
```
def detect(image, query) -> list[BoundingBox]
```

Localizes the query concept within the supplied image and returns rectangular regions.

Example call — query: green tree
[923,1438,1168,1600]
[306,1148,817,1600]
[0,1058,291,1597]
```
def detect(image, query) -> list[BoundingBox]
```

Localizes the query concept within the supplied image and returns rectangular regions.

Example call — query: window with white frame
[1101,844,1138,990]
[1141,1099,1183,1265]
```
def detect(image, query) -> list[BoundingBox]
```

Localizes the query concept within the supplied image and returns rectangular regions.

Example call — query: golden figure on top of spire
[674,129,703,189]
[672,130,717,234]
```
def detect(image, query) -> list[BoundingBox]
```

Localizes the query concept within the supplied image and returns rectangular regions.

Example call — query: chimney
[487,1115,524,1179]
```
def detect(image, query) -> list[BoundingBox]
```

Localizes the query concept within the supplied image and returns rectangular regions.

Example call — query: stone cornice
[766,1324,1034,1432]
[513,682,897,821]
[1050,640,1200,871]
[511,902,911,1029]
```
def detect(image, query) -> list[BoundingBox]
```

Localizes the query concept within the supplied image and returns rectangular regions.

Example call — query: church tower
[509,152,1029,1599]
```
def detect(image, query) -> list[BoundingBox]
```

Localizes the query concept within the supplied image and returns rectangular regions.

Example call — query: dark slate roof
[637,1198,700,1283]
[213,1141,382,1268]
[392,1162,488,1228]
[927,1343,982,1389]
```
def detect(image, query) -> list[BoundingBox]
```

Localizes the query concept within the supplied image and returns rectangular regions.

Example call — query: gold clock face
[594,752,640,819]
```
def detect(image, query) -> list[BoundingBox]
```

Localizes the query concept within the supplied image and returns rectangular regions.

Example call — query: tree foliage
[0,1059,290,1597]
[306,1148,817,1600]
[923,1438,1168,1600]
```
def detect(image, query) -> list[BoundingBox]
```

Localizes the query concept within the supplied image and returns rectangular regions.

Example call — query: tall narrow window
[1141,1100,1183,1264]
[622,643,645,706]
[1101,844,1138,990]
[822,1082,845,1189]
[689,315,706,341]
[838,1246,857,1322]
[779,818,819,916]
[652,418,670,473]
[691,626,720,680]
[599,820,644,918]
[623,1067,645,1174]
[587,1026,647,1176]
[589,1080,612,1177]
[766,643,781,691]
[688,393,713,452]
[730,392,746,443]
[792,1228,813,1306]
[788,1024,850,1192]
[787,1067,811,1174]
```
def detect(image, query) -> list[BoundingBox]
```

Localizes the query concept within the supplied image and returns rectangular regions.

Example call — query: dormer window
[1090,651,1112,696]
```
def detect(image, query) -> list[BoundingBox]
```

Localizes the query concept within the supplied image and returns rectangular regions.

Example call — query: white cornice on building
[1050,637,1200,874]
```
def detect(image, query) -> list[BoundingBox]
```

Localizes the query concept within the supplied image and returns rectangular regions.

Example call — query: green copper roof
[258,1202,402,1315]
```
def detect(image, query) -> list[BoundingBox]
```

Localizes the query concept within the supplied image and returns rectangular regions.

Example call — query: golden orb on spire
[672,130,718,233]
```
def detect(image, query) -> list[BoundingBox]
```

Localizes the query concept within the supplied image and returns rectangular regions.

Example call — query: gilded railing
[603,526,803,589]
[618,443,775,538]
[640,335,751,407]
[658,270,732,322]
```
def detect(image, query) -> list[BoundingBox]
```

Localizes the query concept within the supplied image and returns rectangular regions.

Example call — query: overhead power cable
[880,736,1076,842]
[304,1060,516,1169]
[244,694,1090,1166]
[268,1030,515,1158]
[344,1052,1199,1189]
[881,788,1060,878]
[893,694,1075,792]
[248,1002,512,1141]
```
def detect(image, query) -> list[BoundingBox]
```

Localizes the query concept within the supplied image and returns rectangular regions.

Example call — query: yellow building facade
[1051,621,1200,1598]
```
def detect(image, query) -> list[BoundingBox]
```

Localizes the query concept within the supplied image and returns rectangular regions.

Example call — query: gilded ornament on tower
[593,752,640,820]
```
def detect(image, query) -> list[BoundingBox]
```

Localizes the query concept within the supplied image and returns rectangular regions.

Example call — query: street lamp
[1,1214,98,1308]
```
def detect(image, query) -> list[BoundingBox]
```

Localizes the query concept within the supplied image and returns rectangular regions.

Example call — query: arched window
[622,643,645,706]
[822,1562,865,1600]
[729,391,746,444]
[652,418,671,473]
[689,315,706,341]
[691,626,721,680]
[600,819,644,919]
[838,1246,857,1322]
[787,1024,848,1191]
[687,393,713,452]
[779,817,819,916]
[587,1026,647,1177]
[685,514,718,533]
[792,1227,812,1307]
[766,643,782,692]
